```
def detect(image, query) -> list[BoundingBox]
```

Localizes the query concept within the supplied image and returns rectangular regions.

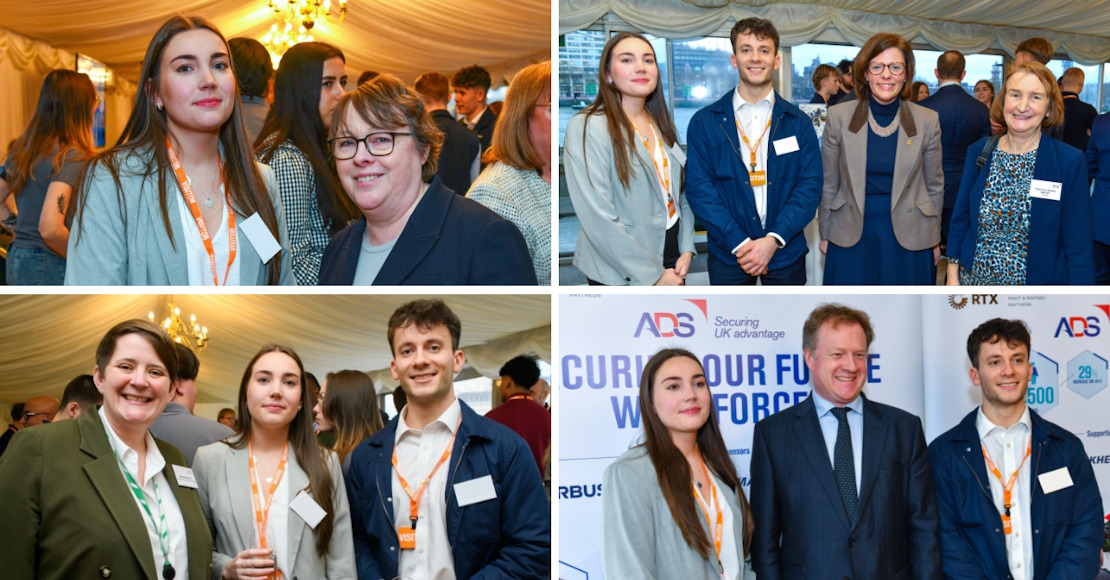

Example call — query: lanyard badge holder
[981,438,1031,534]
[735,115,771,187]
[167,137,236,285]
[110,441,177,580]
[393,415,462,550]
[249,442,289,579]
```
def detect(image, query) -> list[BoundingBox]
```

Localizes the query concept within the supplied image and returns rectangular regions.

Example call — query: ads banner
[922,293,1110,538]
[558,294,924,580]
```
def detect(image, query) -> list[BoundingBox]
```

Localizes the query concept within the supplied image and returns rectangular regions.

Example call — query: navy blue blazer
[918,85,991,207]
[749,394,941,580]
[948,134,1094,284]
[928,409,1104,580]
[345,400,550,580]
[318,177,537,285]
[685,90,822,272]
[1085,112,1110,246]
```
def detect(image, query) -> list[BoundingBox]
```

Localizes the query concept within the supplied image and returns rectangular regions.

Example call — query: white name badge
[1029,179,1062,201]
[773,136,800,156]
[1038,467,1074,494]
[291,490,327,528]
[669,143,687,167]
[240,213,282,263]
[172,465,197,489]
[454,475,497,507]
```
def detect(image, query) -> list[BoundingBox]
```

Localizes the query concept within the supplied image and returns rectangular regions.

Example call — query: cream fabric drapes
[0,294,551,405]
[560,0,1110,64]
[0,27,136,158]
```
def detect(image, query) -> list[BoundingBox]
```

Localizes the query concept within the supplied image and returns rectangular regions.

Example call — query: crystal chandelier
[262,22,314,68]
[269,0,348,31]
[147,302,209,354]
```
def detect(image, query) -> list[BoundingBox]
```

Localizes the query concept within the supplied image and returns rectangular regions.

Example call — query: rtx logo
[1055,305,1110,338]
[948,294,998,309]
[633,299,708,338]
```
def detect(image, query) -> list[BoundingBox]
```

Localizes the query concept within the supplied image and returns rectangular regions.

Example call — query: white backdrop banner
[558,294,925,580]
[922,293,1110,535]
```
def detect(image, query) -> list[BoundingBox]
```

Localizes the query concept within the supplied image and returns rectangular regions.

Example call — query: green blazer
[0,409,212,580]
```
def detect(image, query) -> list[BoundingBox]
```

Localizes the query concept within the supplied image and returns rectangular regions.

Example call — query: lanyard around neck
[248,441,289,568]
[632,120,675,218]
[691,450,723,564]
[392,414,462,530]
[166,137,237,285]
[110,440,175,579]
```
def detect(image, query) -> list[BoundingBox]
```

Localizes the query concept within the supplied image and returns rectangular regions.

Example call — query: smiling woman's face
[95,333,173,433]
[606,37,658,99]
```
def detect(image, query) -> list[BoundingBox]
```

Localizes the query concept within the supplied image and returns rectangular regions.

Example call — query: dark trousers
[1095,240,1110,285]
[707,251,806,285]
[588,222,681,286]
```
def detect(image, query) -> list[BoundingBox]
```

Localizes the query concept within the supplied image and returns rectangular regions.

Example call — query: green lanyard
[111,443,176,580]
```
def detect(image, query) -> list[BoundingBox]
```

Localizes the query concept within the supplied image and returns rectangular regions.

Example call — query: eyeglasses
[328,132,412,160]
[867,62,907,76]
[22,411,55,424]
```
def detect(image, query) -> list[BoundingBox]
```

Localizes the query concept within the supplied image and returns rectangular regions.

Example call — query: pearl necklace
[868,106,900,138]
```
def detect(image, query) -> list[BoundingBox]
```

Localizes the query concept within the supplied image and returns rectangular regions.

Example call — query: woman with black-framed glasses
[317,74,536,285]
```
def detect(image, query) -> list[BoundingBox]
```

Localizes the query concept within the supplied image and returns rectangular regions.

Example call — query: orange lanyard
[392,415,462,529]
[981,437,1031,533]
[504,393,532,403]
[248,442,289,578]
[634,121,676,219]
[166,137,236,285]
[735,114,772,172]
[691,451,723,564]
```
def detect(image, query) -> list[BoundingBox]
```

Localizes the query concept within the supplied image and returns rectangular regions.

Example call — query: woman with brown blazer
[819,33,944,285]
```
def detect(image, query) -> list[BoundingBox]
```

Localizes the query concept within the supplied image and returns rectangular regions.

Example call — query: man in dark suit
[928,318,1103,579]
[918,50,991,259]
[452,65,498,155]
[685,17,821,285]
[1060,68,1098,154]
[414,71,481,195]
[750,303,942,579]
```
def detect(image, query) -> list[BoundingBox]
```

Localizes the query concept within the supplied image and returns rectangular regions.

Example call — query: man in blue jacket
[685,17,821,285]
[345,299,550,580]
[917,50,990,258]
[928,318,1104,580]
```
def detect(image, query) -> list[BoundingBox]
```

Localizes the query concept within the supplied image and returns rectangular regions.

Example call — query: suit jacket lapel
[716,98,761,225]
[792,396,851,530]
[157,440,211,580]
[224,445,256,548]
[855,395,888,531]
[79,412,159,579]
[844,101,869,217]
[631,137,666,214]
[891,105,923,210]
[148,174,189,286]
[373,182,448,284]
[285,456,310,575]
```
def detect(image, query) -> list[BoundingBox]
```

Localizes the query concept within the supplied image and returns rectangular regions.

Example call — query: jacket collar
[372,176,454,284]
[708,87,796,119]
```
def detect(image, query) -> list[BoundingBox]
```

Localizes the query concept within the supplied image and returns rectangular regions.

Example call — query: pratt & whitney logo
[634,299,708,338]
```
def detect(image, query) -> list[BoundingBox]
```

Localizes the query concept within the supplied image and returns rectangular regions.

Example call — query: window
[1045,59,1100,109]
[790,43,860,105]
[671,37,734,143]
[558,30,605,147]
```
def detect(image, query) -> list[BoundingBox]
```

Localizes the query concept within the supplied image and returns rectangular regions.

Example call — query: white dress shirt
[175,176,241,286]
[694,470,739,580]
[977,406,1034,580]
[730,87,785,253]
[394,398,462,580]
[99,408,190,580]
[811,390,864,495]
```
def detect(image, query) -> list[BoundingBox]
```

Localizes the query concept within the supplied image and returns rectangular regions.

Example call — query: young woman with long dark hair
[601,348,756,579]
[193,345,354,579]
[313,370,384,474]
[0,70,96,284]
[67,15,291,285]
[564,31,696,286]
[256,41,357,286]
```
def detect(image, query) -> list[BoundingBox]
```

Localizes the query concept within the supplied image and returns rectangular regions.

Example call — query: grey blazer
[65,148,294,285]
[818,98,944,251]
[564,112,696,285]
[193,441,356,580]
[600,447,757,580]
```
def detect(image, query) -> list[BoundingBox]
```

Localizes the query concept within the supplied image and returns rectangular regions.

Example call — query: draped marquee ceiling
[0,294,551,405]
[561,0,1110,65]
[0,0,551,85]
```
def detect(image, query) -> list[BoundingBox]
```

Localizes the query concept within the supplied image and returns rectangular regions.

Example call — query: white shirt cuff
[731,238,752,255]
[768,232,786,248]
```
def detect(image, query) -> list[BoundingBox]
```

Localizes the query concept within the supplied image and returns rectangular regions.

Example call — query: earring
[157,103,163,111]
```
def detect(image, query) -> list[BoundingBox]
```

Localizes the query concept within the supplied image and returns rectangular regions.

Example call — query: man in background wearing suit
[750,303,941,579]
[1060,68,1098,154]
[149,344,233,466]
[685,17,822,285]
[928,318,1103,579]
[414,71,482,195]
[918,50,991,261]
[452,65,498,156]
